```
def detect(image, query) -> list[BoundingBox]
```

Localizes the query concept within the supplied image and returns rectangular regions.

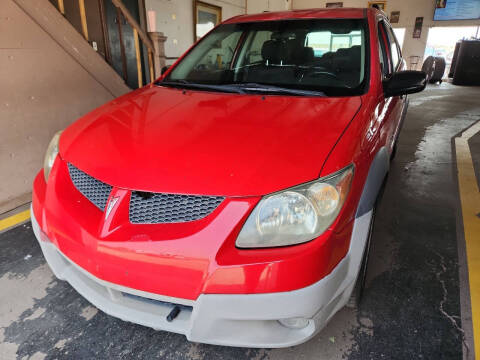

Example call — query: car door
[377,19,405,155]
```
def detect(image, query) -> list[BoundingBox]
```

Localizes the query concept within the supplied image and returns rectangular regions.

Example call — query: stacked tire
[421,56,446,84]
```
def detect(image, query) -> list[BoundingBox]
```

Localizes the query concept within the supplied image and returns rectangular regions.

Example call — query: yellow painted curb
[455,121,480,359]
[0,209,31,232]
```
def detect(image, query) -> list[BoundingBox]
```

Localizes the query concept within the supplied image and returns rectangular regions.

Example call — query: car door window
[385,24,401,71]
[378,22,391,78]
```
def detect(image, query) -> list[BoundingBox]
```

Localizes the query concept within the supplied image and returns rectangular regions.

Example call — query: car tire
[390,141,398,161]
[430,57,446,83]
[421,56,436,83]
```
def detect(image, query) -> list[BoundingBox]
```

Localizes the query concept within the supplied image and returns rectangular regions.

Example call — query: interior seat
[240,39,296,84]
[331,45,362,86]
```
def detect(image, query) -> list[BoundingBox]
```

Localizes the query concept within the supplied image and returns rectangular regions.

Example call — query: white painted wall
[246,0,291,13]
[145,0,246,62]
[292,0,480,68]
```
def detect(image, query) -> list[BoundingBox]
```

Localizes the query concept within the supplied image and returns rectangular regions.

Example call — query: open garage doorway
[424,26,480,75]
[392,28,405,50]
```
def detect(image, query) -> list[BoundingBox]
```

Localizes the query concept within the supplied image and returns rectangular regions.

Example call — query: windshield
[164,19,368,96]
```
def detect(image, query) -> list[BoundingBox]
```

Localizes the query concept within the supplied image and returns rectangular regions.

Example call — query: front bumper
[32,205,372,348]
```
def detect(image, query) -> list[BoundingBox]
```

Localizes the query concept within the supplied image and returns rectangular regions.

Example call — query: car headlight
[236,165,354,248]
[43,131,62,181]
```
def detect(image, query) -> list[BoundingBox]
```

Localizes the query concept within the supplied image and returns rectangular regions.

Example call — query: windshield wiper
[229,83,326,97]
[156,80,245,94]
[156,80,325,97]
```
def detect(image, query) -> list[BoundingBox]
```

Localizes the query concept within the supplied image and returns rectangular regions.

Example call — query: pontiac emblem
[105,196,120,220]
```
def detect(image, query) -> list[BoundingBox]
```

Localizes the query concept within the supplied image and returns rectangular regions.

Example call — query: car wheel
[421,56,436,83]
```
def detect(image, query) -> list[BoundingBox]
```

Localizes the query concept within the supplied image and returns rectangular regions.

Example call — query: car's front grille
[67,163,112,211]
[129,191,224,224]
[67,163,224,223]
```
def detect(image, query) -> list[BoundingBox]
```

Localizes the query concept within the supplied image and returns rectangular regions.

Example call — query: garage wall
[247,0,291,13]
[145,0,246,62]
[292,0,480,68]
[0,0,129,214]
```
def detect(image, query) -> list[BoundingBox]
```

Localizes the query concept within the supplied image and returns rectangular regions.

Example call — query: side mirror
[161,66,170,75]
[383,70,427,98]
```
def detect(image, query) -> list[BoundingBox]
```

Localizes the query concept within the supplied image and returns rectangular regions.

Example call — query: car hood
[60,85,361,197]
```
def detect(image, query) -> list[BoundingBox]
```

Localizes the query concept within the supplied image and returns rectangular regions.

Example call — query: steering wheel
[299,68,339,81]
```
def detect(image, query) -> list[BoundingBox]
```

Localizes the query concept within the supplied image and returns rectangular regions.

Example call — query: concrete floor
[1,83,479,359]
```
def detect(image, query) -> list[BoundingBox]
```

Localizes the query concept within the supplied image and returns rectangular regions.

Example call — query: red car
[32,8,426,348]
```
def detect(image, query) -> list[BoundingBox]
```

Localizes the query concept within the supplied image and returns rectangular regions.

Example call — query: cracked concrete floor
[1,83,479,359]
